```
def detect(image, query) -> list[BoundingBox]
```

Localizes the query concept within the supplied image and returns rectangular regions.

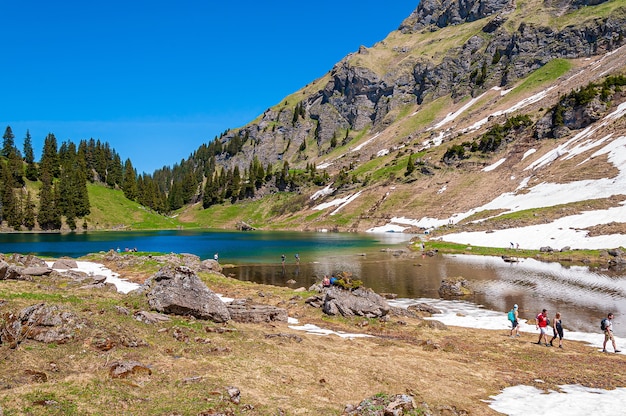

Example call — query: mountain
[178,0,626,250]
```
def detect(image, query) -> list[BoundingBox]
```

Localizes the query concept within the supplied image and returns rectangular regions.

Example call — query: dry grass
[1,255,625,415]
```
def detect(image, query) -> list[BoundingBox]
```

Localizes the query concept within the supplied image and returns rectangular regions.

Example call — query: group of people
[321,274,339,287]
[508,305,620,353]
[281,253,300,266]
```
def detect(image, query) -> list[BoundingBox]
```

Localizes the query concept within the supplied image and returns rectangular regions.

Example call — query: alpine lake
[1,229,625,337]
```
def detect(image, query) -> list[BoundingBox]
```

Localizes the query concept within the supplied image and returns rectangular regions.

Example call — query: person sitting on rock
[322,275,331,287]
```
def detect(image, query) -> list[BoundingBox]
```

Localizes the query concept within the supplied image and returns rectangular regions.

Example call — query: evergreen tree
[2,126,15,158]
[405,152,415,176]
[181,171,198,204]
[22,190,36,230]
[0,163,17,226]
[38,170,61,230]
[40,133,60,178]
[202,172,220,208]
[23,130,38,181]
[8,148,24,186]
[167,180,184,211]
[122,159,138,200]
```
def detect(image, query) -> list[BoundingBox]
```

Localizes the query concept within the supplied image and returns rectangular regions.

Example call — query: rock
[145,266,230,323]
[108,361,152,379]
[133,310,172,324]
[608,249,624,257]
[0,260,8,280]
[540,246,554,252]
[420,320,449,330]
[0,303,84,346]
[226,300,288,323]
[21,266,53,276]
[226,386,241,404]
[321,287,390,318]
[438,277,473,299]
[51,259,78,269]
[407,303,442,315]
[560,246,571,252]
[200,259,222,273]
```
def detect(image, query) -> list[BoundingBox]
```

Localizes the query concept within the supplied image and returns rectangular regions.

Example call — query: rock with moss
[438,277,473,299]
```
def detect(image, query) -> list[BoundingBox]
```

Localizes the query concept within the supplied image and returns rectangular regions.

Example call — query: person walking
[535,309,550,346]
[549,312,564,348]
[509,304,521,337]
[602,313,621,353]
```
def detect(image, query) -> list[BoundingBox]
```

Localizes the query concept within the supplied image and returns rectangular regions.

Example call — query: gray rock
[200,259,222,273]
[133,311,171,324]
[321,287,390,318]
[438,277,473,299]
[0,260,8,280]
[0,303,84,346]
[226,300,288,323]
[51,259,78,269]
[146,266,230,323]
[21,266,53,276]
[407,303,442,315]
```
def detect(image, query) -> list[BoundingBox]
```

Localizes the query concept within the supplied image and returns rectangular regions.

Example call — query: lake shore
[1,251,626,414]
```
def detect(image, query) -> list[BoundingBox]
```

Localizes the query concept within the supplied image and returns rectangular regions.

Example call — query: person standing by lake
[535,309,549,346]
[509,304,520,337]
[550,312,564,348]
[602,313,621,353]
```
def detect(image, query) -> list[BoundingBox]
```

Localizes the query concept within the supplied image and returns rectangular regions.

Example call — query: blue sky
[1,1,416,174]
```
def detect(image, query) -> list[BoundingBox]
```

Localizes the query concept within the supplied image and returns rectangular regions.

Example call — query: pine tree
[8,148,24,186]
[2,126,15,158]
[167,181,184,211]
[181,171,198,204]
[22,190,36,230]
[1,163,16,226]
[122,159,138,200]
[38,170,61,230]
[23,130,38,181]
[405,152,415,176]
[40,133,60,179]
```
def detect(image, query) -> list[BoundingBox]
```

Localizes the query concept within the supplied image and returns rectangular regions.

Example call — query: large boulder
[438,277,473,299]
[320,287,390,318]
[145,266,230,323]
[51,259,78,269]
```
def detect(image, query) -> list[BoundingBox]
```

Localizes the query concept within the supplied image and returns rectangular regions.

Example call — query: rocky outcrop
[211,1,626,176]
[306,287,390,318]
[145,266,231,323]
[0,304,84,347]
[438,277,473,299]
[399,0,515,33]
[226,299,288,323]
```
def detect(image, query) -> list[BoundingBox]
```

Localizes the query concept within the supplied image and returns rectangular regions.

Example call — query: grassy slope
[86,183,183,230]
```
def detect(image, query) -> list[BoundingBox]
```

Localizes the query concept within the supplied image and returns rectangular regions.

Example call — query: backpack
[601,318,609,331]
[508,309,515,322]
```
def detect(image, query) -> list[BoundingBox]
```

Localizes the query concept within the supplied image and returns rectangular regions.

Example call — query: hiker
[509,304,520,337]
[322,275,331,287]
[214,253,219,262]
[535,309,550,346]
[602,313,621,353]
[281,254,286,265]
[550,312,564,348]
[329,274,337,285]
[294,253,300,265]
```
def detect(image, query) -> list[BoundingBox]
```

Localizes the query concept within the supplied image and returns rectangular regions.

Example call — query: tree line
[1,125,333,231]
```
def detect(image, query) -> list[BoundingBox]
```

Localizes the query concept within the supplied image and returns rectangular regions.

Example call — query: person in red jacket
[535,309,549,346]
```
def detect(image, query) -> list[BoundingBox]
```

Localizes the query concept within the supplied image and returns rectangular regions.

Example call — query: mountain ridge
[166,0,626,251]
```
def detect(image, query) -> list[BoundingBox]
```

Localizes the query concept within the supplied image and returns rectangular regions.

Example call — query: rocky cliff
[214,0,625,174]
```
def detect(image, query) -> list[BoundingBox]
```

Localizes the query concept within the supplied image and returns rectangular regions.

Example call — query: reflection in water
[226,252,626,337]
